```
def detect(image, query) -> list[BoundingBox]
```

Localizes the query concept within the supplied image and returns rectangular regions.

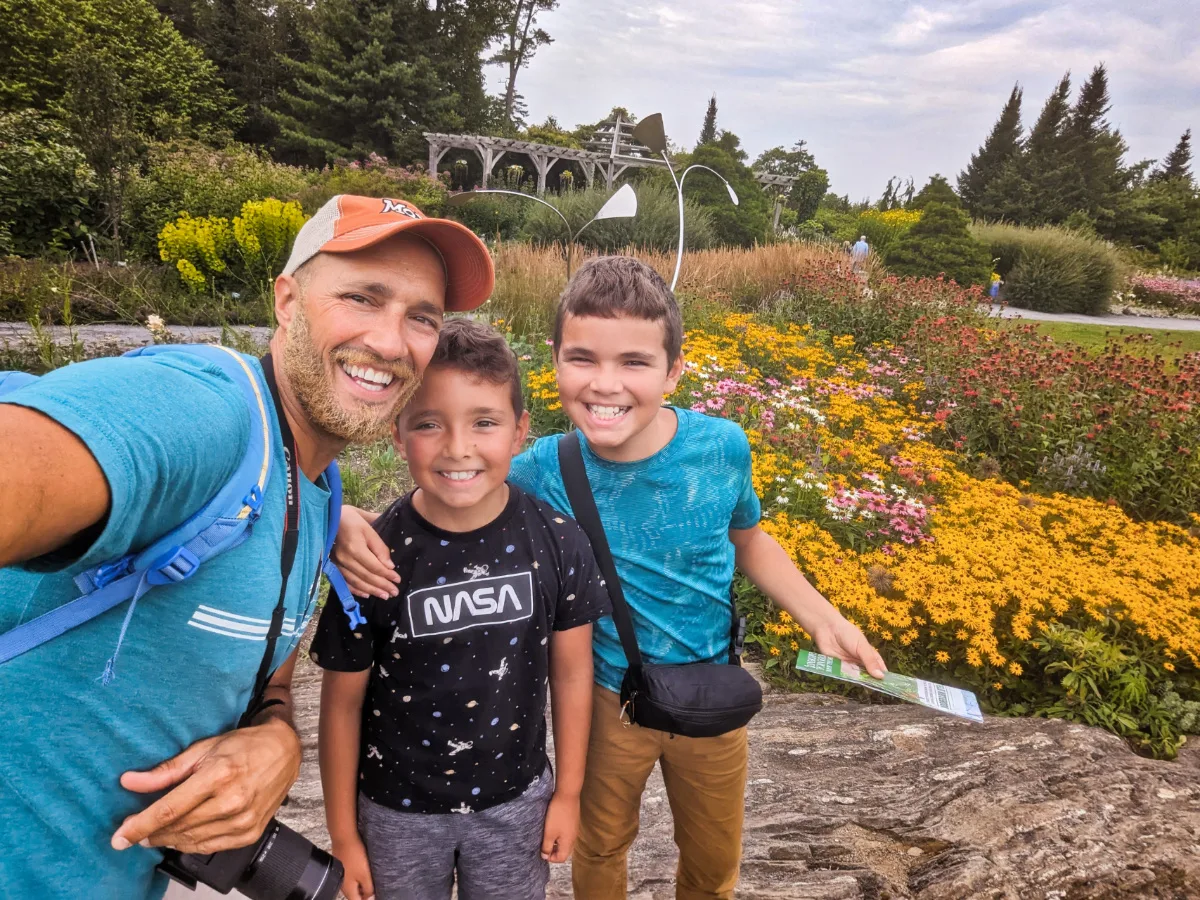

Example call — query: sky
[485,0,1200,201]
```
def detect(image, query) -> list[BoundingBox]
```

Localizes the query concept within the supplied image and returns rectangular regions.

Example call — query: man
[850,235,870,274]
[0,195,494,899]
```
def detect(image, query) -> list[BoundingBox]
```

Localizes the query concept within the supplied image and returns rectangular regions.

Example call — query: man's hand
[540,792,581,863]
[333,505,399,599]
[111,717,302,854]
[331,835,375,900]
[812,614,888,680]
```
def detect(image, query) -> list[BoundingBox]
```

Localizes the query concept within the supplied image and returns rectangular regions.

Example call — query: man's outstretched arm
[0,405,110,568]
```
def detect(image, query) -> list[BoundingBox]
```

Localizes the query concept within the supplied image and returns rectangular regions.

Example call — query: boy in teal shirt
[336,256,885,899]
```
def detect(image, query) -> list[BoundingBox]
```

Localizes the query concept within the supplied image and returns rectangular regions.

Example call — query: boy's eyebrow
[619,350,658,361]
[467,406,507,415]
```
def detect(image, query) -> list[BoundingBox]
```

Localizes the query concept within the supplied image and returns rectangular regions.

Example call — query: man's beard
[282,304,420,444]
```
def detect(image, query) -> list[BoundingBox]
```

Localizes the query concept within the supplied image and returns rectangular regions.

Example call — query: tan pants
[572,686,749,900]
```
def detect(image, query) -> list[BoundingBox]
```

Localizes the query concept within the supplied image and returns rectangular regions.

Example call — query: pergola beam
[423,132,799,191]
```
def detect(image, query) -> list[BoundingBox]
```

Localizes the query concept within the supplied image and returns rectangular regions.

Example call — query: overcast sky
[485,0,1200,201]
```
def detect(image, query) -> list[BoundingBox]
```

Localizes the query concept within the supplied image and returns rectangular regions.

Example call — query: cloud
[487,0,1200,200]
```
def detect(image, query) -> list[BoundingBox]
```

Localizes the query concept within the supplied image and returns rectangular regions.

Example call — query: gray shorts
[357,769,554,900]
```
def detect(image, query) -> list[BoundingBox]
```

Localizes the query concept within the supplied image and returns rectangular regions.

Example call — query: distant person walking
[851,235,870,274]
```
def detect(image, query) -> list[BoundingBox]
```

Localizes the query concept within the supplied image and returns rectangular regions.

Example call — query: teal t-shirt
[0,351,330,899]
[508,408,761,693]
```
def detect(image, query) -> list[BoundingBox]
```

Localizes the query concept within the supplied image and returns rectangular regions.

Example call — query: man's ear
[512,410,531,456]
[274,268,306,330]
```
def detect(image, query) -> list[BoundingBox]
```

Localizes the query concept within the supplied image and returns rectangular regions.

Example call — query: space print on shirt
[310,484,610,815]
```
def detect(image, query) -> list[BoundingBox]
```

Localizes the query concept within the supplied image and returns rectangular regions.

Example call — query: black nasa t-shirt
[310,484,610,814]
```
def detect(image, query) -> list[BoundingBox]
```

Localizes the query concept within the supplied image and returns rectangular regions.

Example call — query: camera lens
[238,820,344,900]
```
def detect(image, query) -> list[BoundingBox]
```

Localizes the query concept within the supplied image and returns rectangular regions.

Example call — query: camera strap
[239,353,301,728]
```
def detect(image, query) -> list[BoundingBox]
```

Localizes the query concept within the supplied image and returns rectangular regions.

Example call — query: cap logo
[381,199,421,219]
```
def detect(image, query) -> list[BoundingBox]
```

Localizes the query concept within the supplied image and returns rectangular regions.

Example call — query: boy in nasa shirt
[311,319,609,900]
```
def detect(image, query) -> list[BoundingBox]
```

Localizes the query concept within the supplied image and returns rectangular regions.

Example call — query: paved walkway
[988,304,1200,332]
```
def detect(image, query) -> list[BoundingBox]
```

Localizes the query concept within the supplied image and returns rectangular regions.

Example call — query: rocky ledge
[279,659,1200,899]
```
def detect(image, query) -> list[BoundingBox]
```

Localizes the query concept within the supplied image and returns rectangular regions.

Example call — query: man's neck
[267,333,345,481]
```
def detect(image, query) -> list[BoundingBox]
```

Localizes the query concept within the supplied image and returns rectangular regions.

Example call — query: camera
[158,817,343,900]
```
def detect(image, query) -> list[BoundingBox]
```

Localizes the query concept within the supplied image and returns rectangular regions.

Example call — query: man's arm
[730,525,887,678]
[111,649,304,853]
[318,669,375,900]
[0,405,110,568]
[542,623,594,863]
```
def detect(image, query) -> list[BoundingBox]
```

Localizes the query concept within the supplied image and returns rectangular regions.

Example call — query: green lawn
[1001,319,1200,362]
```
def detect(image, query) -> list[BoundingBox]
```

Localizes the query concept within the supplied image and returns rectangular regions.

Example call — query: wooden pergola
[425,115,799,197]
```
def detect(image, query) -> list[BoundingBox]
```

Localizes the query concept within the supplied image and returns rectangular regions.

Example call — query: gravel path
[987,304,1200,331]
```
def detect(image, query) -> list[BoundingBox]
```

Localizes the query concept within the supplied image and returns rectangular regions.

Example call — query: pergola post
[530,152,555,196]
[581,161,595,190]
[427,142,450,180]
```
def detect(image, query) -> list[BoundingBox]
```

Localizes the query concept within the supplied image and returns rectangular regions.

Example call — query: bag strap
[556,432,643,671]
[241,353,301,725]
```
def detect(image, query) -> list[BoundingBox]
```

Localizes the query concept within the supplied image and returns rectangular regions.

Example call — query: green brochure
[795,650,984,722]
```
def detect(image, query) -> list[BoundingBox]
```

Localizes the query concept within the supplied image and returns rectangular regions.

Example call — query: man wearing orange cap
[0,196,493,899]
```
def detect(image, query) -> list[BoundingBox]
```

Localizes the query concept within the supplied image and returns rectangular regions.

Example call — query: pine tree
[698,95,717,145]
[272,0,504,165]
[910,174,959,209]
[958,83,1023,219]
[884,202,992,287]
[1017,73,1074,224]
[1152,129,1193,184]
[1062,64,1132,222]
[489,0,559,130]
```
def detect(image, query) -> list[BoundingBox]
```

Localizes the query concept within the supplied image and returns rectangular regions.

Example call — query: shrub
[521,182,715,253]
[854,208,922,256]
[972,222,1125,315]
[157,198,307,294]
[296,155,449,217]
[885,203,991,287]
[0,110,97,255]
[124,141,308,260]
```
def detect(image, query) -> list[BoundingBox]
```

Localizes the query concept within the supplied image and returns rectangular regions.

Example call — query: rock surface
[279,657,1200,899]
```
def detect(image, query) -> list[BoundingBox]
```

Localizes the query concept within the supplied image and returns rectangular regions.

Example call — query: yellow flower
[993,682,1003,691]
[1164,662,1175,672]
[770,647,781,657]
[935,650,950,663]
[1008,662,1023,676]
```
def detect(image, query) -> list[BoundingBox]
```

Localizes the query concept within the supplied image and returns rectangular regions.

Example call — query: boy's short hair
[553,256,683,365]
[426,318,524,417]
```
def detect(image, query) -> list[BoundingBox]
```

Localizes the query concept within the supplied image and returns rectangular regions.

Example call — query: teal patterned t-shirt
[508,408,761,693]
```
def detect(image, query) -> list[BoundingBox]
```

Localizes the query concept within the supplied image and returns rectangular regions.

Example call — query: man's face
[554,313,683,461]
[275,235,447,444]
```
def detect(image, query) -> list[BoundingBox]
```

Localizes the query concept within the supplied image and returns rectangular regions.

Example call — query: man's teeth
[588,404,629,420]
[342,363,395,391]
[439,470,481,481]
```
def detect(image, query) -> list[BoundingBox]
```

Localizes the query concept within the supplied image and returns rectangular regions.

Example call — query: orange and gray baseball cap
[282,195,494,311]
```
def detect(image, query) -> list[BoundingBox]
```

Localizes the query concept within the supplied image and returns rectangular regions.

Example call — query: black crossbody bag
[558,432,763,738]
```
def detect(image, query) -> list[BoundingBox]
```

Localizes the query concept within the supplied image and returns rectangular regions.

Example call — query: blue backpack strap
[320,461,366,629]
[0,345,273,666]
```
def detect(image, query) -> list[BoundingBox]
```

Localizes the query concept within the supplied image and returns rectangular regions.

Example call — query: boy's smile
[555,314,684,462]
[396,366,530,532]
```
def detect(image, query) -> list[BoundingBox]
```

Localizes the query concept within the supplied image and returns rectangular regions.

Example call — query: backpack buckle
[147,547,202,585]
[91,555,134,589]
[244,484,265,515]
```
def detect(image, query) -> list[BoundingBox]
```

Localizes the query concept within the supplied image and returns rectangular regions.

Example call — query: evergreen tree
[687,138,771,246]
[272,0,504,165]
[698,95,717,145]
[884,202,992,286]
[1151,129,1193,184]
[1062,64,1133,224]
[1016,73,1074,224]
[958,84,1023,219]
[910,174,959,210]
[179,0,311,147]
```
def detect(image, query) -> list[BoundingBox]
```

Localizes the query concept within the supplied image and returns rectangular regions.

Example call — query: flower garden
[512,261,1200,759]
